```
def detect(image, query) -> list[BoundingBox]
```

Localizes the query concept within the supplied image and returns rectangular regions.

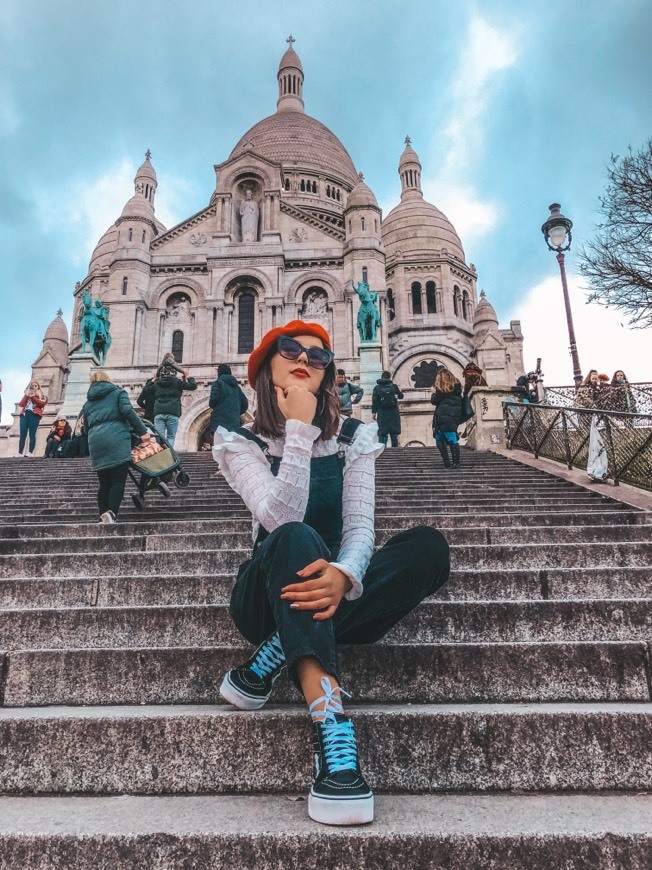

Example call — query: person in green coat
[81,371,150,524]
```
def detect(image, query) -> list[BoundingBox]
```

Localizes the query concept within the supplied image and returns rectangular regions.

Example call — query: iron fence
[503,402,652,491]
[543,383,652,416]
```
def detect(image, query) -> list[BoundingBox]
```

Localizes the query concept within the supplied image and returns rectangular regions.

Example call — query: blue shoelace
[250,632,285,679]
[309,676,357,772]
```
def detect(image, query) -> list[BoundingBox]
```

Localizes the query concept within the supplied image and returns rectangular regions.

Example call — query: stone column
[358,341,383,424]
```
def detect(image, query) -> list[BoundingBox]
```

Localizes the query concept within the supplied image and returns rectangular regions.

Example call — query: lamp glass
[548,225,568,248]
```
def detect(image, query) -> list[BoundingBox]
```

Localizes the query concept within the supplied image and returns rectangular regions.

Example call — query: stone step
[0,510,647,542]
[3,641,649,707]
[1,599,650,650]
[2,523,649,557]
[1,702,651,795]
[1,541,649,578]
[2,793,651,869]
[2,566,651,610]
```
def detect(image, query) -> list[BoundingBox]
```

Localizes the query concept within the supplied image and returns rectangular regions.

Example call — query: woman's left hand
[281,559,352,621]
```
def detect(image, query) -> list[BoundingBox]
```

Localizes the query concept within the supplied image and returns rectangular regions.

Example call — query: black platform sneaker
[219,632,286,710]
[308,678,374,825]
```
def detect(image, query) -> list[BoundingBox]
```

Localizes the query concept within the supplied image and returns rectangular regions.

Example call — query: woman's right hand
[275,385,317,425]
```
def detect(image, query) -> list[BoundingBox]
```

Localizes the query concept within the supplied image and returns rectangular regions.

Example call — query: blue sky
[1,0,650,420]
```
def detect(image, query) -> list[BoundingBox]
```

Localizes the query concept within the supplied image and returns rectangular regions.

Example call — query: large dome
[382,199,465,262]
[229,111,358,188]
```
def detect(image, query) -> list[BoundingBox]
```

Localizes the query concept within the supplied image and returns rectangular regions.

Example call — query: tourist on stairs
[17,380,47,457]
[81,371,150,524]
[43,416,72,457]
[431,369,463,469]
[213,320,450,826]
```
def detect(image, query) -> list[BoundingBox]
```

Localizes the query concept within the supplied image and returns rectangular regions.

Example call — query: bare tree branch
[579,139,652,328]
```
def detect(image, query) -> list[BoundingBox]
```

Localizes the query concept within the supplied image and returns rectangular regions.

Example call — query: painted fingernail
[290,603,300,609]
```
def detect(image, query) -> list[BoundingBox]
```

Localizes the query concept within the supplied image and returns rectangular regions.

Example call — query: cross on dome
[286,34,295,47]
[145,149,152,160]
[358,171,365,181]
[405,135,411,146]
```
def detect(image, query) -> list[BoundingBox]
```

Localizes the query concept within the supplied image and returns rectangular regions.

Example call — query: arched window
[326,185,331,197]
[426,281,437,314]
[411,282,422,315]
[336,189,340,201]
[237,292,255,354]
[128,228,133,242]
[122,277,128,295]
[374,219,378,233]
[285,178,291,191]
[411,360,441,389]
[348,220,352,232]
[172,330,184,363]
[362,267,368,283]
[312,181,317,193]
[387,288,395,321]
[300,179,306,192]
[462,289,470,320]
[453,285,460,317]
[141,230,146,243]
[361,217,365,231]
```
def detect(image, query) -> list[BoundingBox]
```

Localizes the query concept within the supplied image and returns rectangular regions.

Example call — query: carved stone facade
[4,42,524,453]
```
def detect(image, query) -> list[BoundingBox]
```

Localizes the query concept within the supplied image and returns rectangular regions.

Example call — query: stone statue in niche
[166,294,192,326]
[302,289,329,318]
[239,190,260,242]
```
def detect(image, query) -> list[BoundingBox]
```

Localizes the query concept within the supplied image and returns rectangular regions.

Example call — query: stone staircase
[0,448,651,868]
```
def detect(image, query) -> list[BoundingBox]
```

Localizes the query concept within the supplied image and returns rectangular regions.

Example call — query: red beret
[247,320,332,387]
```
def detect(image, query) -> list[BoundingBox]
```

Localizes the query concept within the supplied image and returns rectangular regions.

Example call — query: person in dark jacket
[153,365,197,447]
[336,369,364,417]
[137,376,157,423]
[371,371,403,447]
[209,364,249,434]
[431,369,463,469]
[81,371,150,523]
[44,416,72,457]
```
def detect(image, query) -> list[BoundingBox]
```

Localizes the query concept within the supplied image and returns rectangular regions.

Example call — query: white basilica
[5,40,524,452]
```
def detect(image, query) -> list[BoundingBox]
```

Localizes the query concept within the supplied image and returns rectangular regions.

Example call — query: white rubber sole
[219,672,269,711]
[308,792,374,826]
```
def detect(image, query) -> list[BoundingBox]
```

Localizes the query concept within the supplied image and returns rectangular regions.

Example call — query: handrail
[503,401,652,491]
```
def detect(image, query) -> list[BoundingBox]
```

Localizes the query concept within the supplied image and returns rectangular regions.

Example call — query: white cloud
[421,15,520,246]
[0,367,31,426]
[508,274,648,385]
[37,160,192,270]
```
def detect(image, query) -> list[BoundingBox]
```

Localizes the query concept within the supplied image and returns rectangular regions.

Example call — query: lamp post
[541,203,583,387]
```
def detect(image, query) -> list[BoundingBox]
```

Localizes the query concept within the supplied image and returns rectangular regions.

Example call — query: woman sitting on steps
[212,320,450,827]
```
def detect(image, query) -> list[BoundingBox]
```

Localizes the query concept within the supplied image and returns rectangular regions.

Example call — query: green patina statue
[80,290,112,364]
[352,280,382,342]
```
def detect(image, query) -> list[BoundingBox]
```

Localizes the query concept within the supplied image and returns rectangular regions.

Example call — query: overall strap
[336,417,364,447]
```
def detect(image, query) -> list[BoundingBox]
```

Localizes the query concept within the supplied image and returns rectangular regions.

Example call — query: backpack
[378,383,397,409]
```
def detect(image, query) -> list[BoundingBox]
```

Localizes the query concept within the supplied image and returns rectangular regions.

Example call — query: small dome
[399,141,421,171]
[382,199,465,261]
[278,46,303,74]
[346,174,378,209]
[44,310,68,344]
[473,291,499,329]
[136,151,157,181]
[89,224,118,272]
[121,193,155,219]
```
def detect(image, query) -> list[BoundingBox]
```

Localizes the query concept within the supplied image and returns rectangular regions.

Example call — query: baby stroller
[128,425,190,510]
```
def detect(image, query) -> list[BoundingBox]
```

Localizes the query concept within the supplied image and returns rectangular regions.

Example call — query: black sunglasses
[277,336,334,371]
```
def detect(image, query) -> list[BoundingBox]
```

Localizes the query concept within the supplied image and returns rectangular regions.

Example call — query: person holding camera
[17,380,47,457]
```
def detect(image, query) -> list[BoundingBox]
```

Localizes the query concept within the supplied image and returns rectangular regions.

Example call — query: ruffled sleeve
[330,422,384,600]
[213,421,321,533]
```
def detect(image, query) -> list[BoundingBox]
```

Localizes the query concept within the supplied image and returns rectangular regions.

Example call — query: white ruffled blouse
[212,419,384,600]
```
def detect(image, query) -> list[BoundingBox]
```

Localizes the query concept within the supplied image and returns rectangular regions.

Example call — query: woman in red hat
[212,320,450,826]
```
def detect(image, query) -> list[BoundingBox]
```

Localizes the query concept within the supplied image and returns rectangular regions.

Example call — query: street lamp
[541,203,583,387]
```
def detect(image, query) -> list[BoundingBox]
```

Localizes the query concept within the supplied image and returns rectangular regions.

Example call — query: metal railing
[503,402,652,491]
[543,383,652,416]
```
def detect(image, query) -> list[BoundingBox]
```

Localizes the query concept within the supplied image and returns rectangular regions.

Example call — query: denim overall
[228,432,451,688]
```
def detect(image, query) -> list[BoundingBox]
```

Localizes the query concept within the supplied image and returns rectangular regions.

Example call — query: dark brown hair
[252,355,340,441]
